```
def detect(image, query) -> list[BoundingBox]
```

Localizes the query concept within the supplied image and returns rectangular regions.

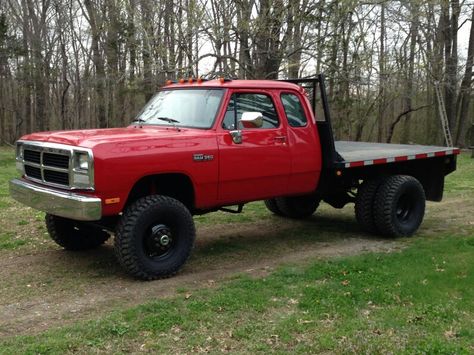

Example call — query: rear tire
[264,199,284,216]
[355,178,383,233]
[374,175,426,237]
[115,195,195,280]
[45,214,110,250]
[275,195,320,219]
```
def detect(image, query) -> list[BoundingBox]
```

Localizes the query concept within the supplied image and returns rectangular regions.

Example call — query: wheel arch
[125,173,195,212]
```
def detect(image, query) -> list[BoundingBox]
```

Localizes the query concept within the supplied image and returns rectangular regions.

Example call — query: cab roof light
[167,77,209,85]
[218,77,232,84]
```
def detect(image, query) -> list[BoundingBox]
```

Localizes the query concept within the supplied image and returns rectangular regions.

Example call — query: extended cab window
[281,93,307,127]
[134,89,223,129]
[222,93,279,130]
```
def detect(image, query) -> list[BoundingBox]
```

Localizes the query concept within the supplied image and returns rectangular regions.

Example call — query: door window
[222,93,279,130]
[281,93,307,127]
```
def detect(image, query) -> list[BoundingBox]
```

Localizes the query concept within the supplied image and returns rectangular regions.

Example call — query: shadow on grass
[30,212,386,283]
[192,213,385,261]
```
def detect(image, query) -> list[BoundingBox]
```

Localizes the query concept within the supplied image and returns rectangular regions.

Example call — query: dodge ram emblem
[193,153,214,162]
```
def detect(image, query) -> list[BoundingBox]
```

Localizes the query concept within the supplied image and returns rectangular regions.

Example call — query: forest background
[0,0,473,147]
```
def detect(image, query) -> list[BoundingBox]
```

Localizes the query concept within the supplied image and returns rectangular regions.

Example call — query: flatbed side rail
[337,147,461,169]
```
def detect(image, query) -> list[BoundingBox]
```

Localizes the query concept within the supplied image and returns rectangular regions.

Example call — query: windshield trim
[132,88,226,130]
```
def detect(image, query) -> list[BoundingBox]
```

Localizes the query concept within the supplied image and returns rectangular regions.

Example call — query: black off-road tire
[264,199,284,216]
[374,175,426,237]
[115,195,195,280]
[355,178,384,233]
[275,195,320,219]
[45,214,110,250]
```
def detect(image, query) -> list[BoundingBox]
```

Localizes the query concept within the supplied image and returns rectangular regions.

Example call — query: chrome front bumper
[9,178,102,221]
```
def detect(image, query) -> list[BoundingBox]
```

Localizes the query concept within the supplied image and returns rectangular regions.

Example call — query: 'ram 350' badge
[193,153,214,162]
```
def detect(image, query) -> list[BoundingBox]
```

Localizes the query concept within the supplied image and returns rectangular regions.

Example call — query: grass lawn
[0,148,473,353]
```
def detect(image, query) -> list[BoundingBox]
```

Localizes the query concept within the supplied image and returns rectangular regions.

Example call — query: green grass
[444,153,474,193]
[0,148,473,352]
[0,148,16,208]
[0,232,28,250]
[0,235,473,353]
[0,148,47,251]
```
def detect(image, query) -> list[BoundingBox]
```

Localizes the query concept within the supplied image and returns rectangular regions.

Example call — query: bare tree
[0,0,472,147]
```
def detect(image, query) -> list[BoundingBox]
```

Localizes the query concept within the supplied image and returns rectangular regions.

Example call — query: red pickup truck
[10,75,459,280]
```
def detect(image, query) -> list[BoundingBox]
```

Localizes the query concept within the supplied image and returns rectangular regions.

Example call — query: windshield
[134,89,224,129]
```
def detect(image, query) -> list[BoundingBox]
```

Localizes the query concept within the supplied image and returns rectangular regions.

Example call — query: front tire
[115,195,195,280]
[45,214,110,250]
[374,175,426,237]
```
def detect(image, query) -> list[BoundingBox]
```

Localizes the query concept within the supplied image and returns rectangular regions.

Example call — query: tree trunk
[84,0,107,128]
[443,0,459,132]
[377,3,385,142]
[140,0,154,101]
[26,0,48,132]
[402,2,418,143]
[455,5,474,146]
[237,0,254,78]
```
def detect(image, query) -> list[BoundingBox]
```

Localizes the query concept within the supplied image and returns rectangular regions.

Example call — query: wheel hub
[144,224,173,258]
[396,194,412,222]
[159,234,170,246]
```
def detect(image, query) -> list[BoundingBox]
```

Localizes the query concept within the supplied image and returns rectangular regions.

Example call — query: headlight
[72,151,94,189]
[74,152,90,170]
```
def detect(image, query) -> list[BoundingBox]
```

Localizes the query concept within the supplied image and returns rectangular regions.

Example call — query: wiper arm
[131,117,181,131]
[155,117,181,131]
[155,117,180,124]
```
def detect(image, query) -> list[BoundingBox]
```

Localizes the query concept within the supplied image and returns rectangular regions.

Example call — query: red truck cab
[10,75,459,280]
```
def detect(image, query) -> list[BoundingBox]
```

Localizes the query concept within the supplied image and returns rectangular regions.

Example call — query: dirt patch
[0,214,399,338]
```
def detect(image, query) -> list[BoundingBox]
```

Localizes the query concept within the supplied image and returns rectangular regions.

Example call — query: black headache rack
[282,74,342,171]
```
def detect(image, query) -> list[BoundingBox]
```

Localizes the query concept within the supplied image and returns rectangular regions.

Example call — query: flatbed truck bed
[335,141,460,169]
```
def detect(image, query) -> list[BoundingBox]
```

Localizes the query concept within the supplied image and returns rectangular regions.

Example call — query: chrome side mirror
[240,112,263,129]
[229,130,242,144]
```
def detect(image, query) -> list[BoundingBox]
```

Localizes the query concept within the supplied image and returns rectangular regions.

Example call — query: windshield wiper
[155,117,180,124]
[155,117,181,131]
[132,116,181,130]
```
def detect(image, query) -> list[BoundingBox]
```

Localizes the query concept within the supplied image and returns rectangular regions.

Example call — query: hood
[21,126,192,149]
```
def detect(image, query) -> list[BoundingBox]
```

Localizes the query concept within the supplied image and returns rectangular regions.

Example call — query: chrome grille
[23,146,71,188]
[43,153,69,169]
[24,150,40,164]
[44,170,69,185]
[24,165,42,180]
[17,141,94,190]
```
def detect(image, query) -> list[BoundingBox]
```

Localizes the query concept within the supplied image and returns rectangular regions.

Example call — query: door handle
[274,136,286,143]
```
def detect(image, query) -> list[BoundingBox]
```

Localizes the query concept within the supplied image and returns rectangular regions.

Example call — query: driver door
[217,91,291,204]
